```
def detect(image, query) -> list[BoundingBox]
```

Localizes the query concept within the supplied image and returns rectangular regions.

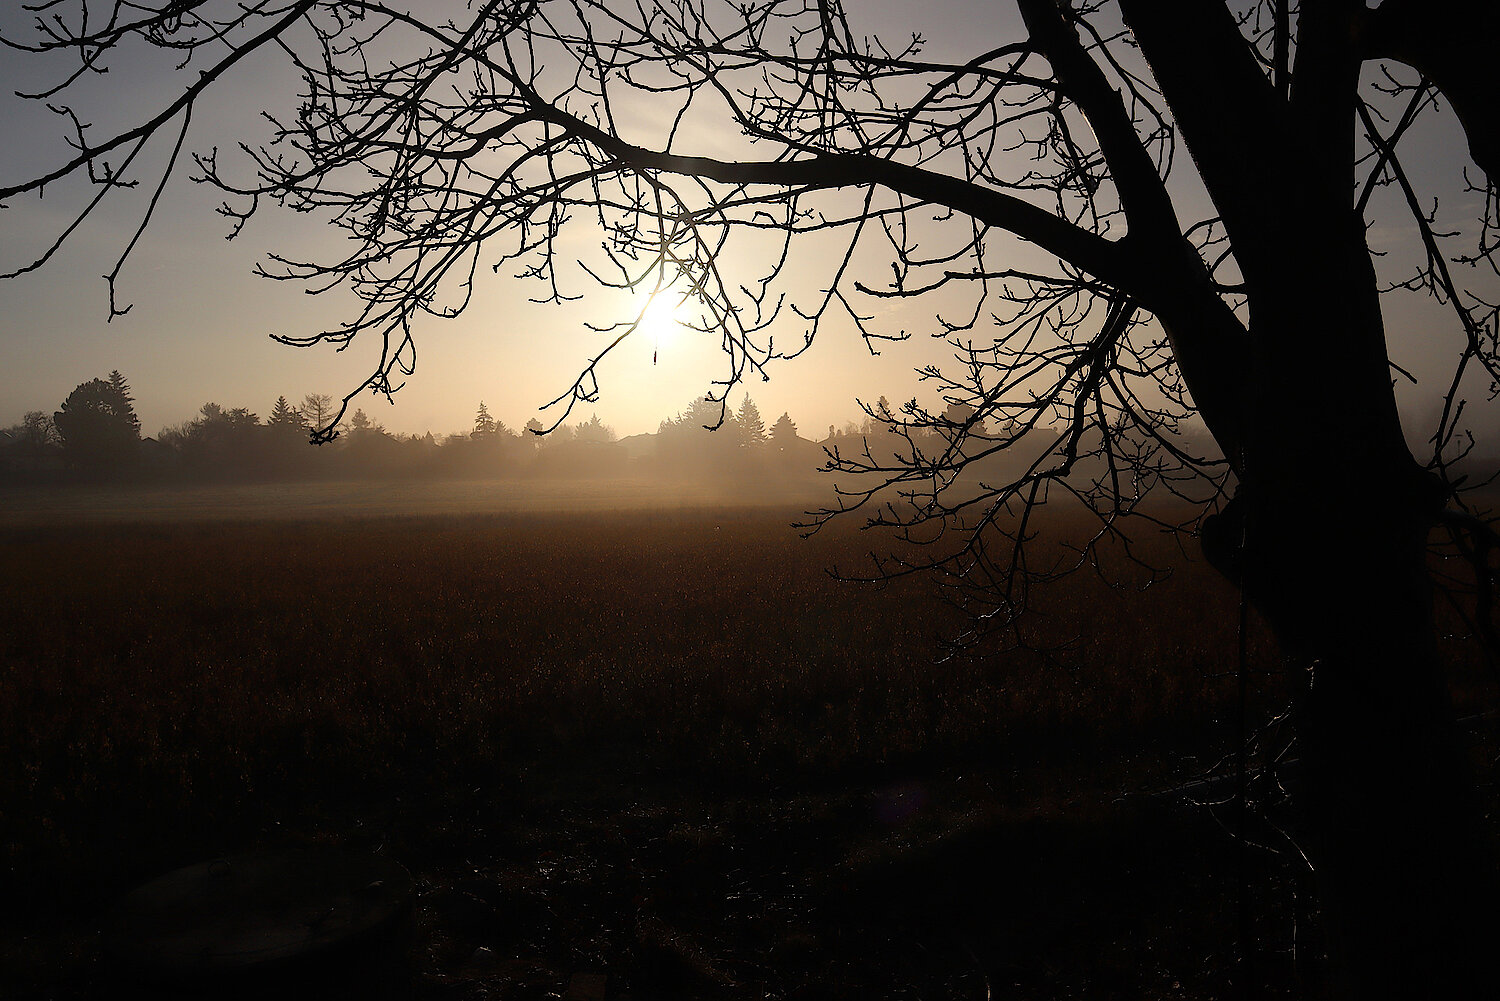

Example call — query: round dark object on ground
[101,848,413,980]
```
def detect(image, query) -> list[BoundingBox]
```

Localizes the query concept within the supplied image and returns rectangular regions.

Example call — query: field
[2,482,1490,999]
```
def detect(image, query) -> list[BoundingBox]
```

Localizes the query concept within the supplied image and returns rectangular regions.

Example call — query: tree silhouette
[10,411,61,450]
[472,402,498,439]
[161,402,263,476]
[5,1,1500,992]
[676,396,730,433]
[263,394,311,474]
[737,395,767,448]
[106,371,141,437]
[298,394,337,437]
[53,378,140,472]
[573,413,616,444]
[267,395,306,432]
[1,411,64,480]
[770,411,798,442]
[347,408,379,434]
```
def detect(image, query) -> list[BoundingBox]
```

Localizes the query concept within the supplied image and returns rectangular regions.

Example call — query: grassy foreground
[1,492,1486,998]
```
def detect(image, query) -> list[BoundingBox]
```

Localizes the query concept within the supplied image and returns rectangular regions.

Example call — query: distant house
[615,432,658,462]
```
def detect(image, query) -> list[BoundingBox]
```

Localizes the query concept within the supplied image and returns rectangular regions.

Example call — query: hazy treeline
[0,372,903,487]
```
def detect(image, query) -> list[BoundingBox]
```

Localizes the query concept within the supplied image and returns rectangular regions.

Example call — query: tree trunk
[1211,214,1498,997]
[1237,480,1495,998]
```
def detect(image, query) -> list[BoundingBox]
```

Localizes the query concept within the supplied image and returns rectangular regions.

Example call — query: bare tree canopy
[4,1,1500,995]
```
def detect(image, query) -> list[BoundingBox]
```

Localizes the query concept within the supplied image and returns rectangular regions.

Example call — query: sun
[638,292,686,349]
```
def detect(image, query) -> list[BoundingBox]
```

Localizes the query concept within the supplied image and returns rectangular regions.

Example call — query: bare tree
[9,411,62,450]
[4,1,1500,993]
[297,393,337,434]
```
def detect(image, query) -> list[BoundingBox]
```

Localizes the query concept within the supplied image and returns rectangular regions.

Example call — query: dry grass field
[1,484,1493,999]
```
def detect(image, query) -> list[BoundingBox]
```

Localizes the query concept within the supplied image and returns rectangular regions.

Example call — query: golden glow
[638,292,687,350]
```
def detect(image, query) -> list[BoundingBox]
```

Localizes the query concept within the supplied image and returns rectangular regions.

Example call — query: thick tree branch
[531,100,1142,294]
[1118,0,1284,274]
[1363,0,1500,183]
[1015,0,1182,249]
[1017,1,1249,467]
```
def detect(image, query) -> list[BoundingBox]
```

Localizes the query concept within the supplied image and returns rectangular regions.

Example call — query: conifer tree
[769,412,798,446]
[473,401,497,438]
[267,395,306,429]
[299,393,337,432]
[574,413,616,443]
[680,395,723,430]
[106,370,141,436]
[737,394,766,446]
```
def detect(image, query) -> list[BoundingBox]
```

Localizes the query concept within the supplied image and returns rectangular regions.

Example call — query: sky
[0,2,1493,448]
[0,1,1016,442]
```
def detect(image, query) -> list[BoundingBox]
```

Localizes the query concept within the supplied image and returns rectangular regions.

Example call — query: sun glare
[638,292,686,351]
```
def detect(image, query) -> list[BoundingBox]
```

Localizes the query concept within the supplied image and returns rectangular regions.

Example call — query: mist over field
[0,487,1257,999]
[5,370,1498,1001]
[3,475,1495,1000]
[0,477,825,526]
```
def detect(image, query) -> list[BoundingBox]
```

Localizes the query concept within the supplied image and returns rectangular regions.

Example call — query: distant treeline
[0,373,935,487]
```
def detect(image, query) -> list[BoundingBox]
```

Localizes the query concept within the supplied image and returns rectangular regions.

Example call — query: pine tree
[106,370,141,436]
[574,413,615,443]
[268,395,306,429]
[679,395,723,430]
[769,412,798,446]
[473,401,497,438]
[737,394,766,446]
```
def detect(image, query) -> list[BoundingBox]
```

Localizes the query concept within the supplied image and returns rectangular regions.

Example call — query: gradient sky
[1,3,1492,448]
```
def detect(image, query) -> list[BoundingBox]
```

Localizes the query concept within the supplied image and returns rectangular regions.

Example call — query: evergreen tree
[263,395,310,473]
[737,394,766,447]
[267,395,306,429]
[679,395,724,430]
[769,412,798,445]
[107,370,141,436]
[225,406,259,427]
[473,401,497,438]
[54,377,141,471]
[574,413,616,443]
